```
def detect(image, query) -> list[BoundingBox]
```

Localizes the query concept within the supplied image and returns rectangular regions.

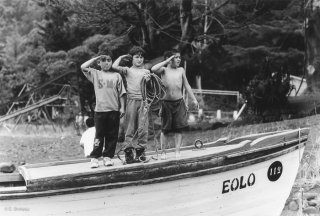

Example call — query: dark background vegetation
[0,0,318,123]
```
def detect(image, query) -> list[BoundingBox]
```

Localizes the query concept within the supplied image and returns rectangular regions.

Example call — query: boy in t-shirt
[151,49,199,159]
[112,47,150,159]
[79,117,95,157]
[81,52,126,168]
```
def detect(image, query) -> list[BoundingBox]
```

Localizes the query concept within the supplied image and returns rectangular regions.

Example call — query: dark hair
[85,117,94,128]
[129,46,146,57]
[98,45,113,60]
[99,54,113,62]
[119,55,132,67]
[163,49,180,60]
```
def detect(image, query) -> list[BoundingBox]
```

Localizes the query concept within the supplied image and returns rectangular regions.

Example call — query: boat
[0,128,309,216]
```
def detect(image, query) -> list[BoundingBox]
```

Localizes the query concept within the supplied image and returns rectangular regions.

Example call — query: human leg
[160,101,173,160]
[160,132,169,160]
[174,132,182,158]
[118,116,126,142]
[102,111,120,160]
[137,101,149,148]
[90,112,105,159]
[124,99,139,146]
[89,112,106,168]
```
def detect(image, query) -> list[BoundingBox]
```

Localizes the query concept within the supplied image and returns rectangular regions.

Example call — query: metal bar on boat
[226,137,308,159]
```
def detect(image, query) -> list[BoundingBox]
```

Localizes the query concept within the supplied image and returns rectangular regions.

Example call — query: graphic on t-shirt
[98,79,115,89]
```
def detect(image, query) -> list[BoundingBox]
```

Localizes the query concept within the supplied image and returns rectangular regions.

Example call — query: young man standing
[151,49,199,159]
[112,47,150,159]
[81,53,126,168]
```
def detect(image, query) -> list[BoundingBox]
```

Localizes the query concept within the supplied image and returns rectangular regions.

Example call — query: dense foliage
[0,0,313,121]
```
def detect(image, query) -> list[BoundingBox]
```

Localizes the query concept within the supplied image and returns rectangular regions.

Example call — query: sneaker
[103,157,114,166]
[90,158,99,168]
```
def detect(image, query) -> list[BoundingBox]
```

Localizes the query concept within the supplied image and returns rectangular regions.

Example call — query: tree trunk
[145,0,157,55]
[306,1,320,91]
[179,0,193,49]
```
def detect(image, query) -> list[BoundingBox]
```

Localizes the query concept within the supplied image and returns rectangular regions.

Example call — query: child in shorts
[151,49,199,159]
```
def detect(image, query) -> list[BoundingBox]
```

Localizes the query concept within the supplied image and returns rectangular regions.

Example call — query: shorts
[161,98,188,134]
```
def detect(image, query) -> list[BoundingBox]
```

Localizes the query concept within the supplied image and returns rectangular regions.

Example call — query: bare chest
[162,70,183,86]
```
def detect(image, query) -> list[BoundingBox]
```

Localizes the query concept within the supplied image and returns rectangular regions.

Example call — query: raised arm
[81,56,100,73]
[182,69,199,109]
[151,55,175,75]
[112,55,130,76]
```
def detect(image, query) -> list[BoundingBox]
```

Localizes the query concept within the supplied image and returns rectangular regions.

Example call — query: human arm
[151,55,175,75]
[112,55,130,76]
[119,96,125,118]
[182,69,199,110]
[117,74,126,118]
[81,56,100,73]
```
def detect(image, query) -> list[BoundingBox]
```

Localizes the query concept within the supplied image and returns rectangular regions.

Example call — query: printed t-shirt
[83,68,126,112]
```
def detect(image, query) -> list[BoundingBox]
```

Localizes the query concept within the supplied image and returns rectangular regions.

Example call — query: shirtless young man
[151,49,199,159]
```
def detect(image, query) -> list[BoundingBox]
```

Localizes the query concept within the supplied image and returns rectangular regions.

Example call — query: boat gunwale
[21,135,309,182]
[19,128,309,170]
[19,136,308,188]
[0,141,306,200]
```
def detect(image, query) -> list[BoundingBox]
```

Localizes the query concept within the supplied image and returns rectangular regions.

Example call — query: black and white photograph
[0,0,320,215]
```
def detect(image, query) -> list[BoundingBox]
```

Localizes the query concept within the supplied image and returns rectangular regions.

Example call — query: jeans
[90,111,120,158]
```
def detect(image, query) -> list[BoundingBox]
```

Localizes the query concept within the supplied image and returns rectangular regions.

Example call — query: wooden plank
[22,142,248,181]
[22,137,230,170]
[0,173,24,183]
[0,186,26,194]
[23,158,90,169]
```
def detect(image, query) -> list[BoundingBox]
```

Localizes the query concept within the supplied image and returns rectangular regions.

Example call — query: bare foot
[175,152,181,159]
[160,151,167,160]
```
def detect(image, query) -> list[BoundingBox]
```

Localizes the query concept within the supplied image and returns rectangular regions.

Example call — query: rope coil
[117,73,166,164]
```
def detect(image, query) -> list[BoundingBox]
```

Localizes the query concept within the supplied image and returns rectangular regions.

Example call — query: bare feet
[175,152,181,159]
[160,151,167,160]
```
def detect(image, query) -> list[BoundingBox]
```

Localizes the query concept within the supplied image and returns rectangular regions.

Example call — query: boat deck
[20,140,250,181]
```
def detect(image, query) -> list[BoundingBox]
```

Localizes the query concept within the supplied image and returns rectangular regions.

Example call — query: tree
[36,0,95,52]
[63,0,180,57]
[306,0,320,92]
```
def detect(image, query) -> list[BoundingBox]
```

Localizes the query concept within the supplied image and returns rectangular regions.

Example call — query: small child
[151,49,199,159]
[112,47,150,159]
[81,52,126,168]
[79,117,95,158]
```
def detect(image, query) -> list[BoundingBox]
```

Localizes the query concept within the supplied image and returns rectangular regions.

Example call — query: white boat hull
[0,145,304,216]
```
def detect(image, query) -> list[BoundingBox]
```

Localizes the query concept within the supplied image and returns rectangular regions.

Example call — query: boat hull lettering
[222,173,255,194]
